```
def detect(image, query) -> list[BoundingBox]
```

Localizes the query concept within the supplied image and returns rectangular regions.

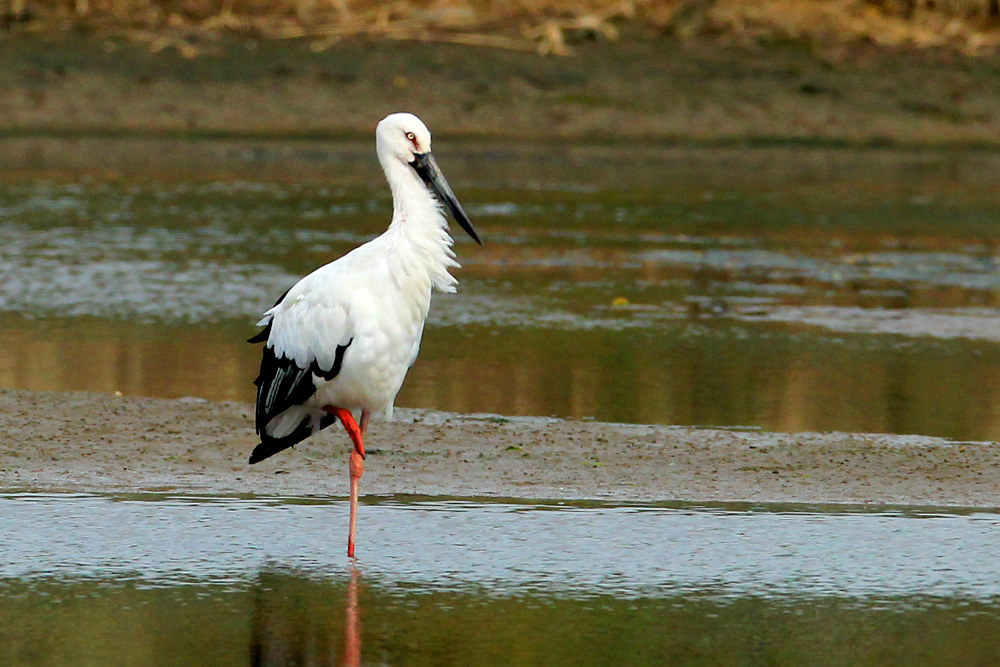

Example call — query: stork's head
[377,112,433,163]
[376,112,482,245]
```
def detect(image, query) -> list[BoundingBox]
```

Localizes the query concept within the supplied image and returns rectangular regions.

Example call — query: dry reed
[2,0,1000,56]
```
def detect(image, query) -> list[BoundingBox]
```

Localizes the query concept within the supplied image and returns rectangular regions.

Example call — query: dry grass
[706,0,1000,53]
[3,0,1000,55]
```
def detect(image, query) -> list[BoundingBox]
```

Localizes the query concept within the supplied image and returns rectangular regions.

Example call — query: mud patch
[2,388,999,508]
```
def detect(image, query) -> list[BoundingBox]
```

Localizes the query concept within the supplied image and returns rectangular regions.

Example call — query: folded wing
[248,285,353,464]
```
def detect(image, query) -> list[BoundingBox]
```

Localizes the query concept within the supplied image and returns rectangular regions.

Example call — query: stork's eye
[405,131,418,148]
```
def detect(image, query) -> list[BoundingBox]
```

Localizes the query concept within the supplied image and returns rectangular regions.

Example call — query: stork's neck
[381,159,460,293]
[385,161,436,225]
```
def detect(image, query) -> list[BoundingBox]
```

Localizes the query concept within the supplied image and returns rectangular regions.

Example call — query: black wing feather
[253,350,315,433]
[247,326,353,464]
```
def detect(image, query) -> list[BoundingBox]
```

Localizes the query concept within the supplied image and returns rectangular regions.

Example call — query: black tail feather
[247,325,271,344]
[248,412,337,464]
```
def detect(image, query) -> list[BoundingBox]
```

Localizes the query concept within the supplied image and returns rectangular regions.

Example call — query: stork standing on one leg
[247,113,482,557]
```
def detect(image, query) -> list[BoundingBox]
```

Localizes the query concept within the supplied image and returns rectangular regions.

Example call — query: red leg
[348,410,371,558]
[347,450,363,557]
[324,406,364,459]
[323,406,370,558]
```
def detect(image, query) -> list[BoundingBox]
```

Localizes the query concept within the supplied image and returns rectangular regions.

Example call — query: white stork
[247,112,482,557]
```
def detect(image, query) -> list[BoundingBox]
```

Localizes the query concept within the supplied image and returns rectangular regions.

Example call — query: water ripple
[2,494,1000,601]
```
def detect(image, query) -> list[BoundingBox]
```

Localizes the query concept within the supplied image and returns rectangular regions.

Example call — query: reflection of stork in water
[344,566,361,667]
[246,113,482,557]
[248,567,363,666]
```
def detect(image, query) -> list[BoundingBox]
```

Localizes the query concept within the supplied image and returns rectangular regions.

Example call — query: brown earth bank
[3,32,1000,146]
[2,388,999,508]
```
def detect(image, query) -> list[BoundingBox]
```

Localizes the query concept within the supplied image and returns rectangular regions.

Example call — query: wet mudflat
[3,493,1000,666]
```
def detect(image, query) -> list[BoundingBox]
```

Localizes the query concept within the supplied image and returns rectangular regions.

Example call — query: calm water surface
[2,138,1000,439]
[3,493,1000,666]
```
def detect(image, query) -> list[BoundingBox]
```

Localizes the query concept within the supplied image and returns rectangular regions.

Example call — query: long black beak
[409,152,482,245]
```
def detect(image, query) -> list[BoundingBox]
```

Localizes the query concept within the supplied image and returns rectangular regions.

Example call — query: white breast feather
[256,174,463,420]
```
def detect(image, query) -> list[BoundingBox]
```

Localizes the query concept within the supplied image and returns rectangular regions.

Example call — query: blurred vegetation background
[3,1,1000,143]
[3,0,1000,55]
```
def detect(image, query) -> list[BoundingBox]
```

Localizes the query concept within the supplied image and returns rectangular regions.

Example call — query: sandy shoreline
[1,388,997,508]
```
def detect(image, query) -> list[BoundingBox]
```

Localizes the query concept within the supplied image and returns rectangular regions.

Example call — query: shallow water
[3,138,1000,439]
[2,493,1000,666]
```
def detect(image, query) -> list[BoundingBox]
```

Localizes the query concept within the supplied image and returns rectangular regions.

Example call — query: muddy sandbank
[1,388,997,508]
